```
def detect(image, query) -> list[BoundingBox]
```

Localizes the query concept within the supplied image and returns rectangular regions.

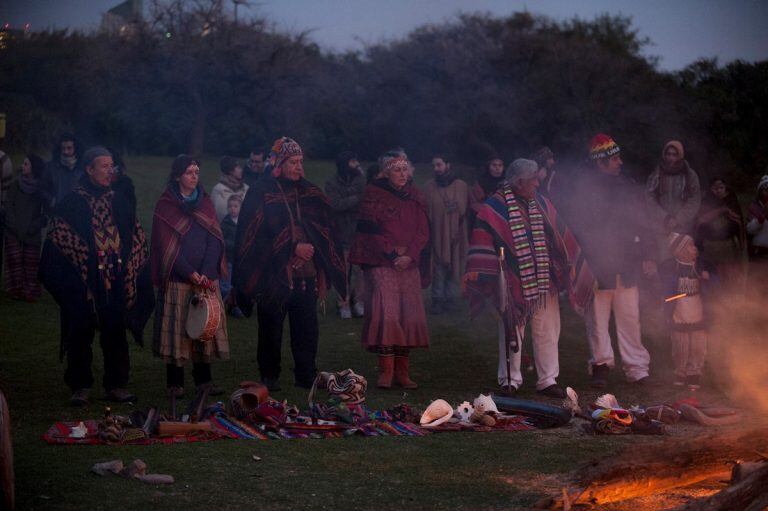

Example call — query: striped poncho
[463,186,593,327]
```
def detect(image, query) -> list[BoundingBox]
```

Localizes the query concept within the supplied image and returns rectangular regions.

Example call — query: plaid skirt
[153,281,229,366]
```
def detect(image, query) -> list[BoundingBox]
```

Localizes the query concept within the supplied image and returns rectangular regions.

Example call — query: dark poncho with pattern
[39,177,154,357]
[233,175,347,313]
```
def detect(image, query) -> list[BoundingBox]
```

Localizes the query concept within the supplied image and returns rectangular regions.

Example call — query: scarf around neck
[220,172,245,192]
[502,183,549,302]
[60,154,77,170]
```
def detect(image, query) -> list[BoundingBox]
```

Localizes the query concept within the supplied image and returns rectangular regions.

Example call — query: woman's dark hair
[709,176,727,187]
[366,164,380,183]
[106,147,126,175]
[169,154,199,183]
[25,153,45,179]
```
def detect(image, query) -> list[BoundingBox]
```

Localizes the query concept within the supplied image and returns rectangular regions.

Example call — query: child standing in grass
[220,194,244,318]
[3,154,46,302]
[659,232,716,390]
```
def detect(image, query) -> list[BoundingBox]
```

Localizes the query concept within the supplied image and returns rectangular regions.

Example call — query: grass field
[1,156,765,510]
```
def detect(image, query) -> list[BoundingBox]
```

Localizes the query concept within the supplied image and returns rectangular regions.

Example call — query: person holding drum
[150,155,229,398]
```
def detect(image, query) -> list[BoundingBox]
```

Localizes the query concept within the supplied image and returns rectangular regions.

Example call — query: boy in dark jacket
[659,232,716,390]
[220,194,243,318]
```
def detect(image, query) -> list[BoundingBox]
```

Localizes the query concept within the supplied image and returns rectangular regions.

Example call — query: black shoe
[107,388,137,403]
[70,388,91,407]
[262,377,282,392]
[591,364,609,389]
[496,384,518,397]
[630,376,653,386]
[537,384,567,399]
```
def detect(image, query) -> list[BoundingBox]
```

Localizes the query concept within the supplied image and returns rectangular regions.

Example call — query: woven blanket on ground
[42,420,223,446]
[43,411,534,445]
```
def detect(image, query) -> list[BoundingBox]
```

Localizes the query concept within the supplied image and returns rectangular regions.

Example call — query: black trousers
[256,279,318,386]
[63,301,129,392]
[166,363,211,388]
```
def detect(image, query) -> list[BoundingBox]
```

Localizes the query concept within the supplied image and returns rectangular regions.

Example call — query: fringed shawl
[233,176,347,308]
[464,189,594,327]
[150,185,226,288]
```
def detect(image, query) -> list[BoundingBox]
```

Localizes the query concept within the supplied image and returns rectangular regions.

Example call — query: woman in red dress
[349,152,430,389]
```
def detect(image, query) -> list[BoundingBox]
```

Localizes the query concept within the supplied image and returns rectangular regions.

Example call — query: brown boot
[377,354,394,388]
[394,355,418,389]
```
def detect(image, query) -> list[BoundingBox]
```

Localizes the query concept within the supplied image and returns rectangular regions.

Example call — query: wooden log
[677,462,768,510]
[157,421,212,436]
[564,428,768,508]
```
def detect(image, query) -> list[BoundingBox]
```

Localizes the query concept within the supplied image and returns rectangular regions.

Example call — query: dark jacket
[564,168,656,289]
[4,179,45,245]
[40,159,84,212]
[324,169,366,247]
[221,214,238,264]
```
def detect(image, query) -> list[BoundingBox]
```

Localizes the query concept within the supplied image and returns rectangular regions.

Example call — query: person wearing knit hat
[233,136,347,391]
[265,136,304,179]
[658,231,715,390]
[561,133,656,388]
[645,139,702,261]
[211,155,248,222]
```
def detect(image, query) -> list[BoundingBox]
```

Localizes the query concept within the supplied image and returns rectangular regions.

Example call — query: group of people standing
[2,131,767,406]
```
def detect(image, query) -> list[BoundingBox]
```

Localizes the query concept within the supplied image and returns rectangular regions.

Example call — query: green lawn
[1,156,764,510]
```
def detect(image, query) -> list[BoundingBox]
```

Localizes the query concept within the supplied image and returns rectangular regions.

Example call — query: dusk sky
[2,0,767,71]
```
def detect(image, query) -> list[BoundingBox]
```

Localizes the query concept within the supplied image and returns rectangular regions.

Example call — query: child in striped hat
[659,232,716,390]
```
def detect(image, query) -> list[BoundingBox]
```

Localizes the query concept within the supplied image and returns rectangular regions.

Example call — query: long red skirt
[361,266,429,351]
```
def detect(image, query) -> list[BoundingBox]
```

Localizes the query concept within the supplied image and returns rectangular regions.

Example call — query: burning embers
[537,428,768,510]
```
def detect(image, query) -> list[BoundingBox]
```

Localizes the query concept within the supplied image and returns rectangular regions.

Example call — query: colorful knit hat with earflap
[589,133,620,160]
[267,136,303,177]
[668,232,695,258]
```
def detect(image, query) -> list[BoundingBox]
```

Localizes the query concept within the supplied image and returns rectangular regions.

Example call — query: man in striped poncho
[464,158,591,398]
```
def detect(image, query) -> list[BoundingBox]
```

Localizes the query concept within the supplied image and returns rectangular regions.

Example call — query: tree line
[1,0,766,184]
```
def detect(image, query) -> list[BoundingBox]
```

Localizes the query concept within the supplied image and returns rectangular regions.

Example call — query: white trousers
[585,279,650,381]
[497,292,560,390]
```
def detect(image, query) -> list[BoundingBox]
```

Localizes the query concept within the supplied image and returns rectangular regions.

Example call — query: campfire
[537,428,768,510]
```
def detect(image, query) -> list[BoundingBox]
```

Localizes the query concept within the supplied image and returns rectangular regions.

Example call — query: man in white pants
[567,134,656,388]
[466,158,580,398]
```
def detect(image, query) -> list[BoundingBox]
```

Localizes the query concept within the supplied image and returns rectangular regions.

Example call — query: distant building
[0,24,30,50]
[101,0,144,37]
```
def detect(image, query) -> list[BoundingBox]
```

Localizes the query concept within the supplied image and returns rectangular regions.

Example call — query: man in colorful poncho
[465,158,584,398]
[39,146,154,406]
[233,137,347,391]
